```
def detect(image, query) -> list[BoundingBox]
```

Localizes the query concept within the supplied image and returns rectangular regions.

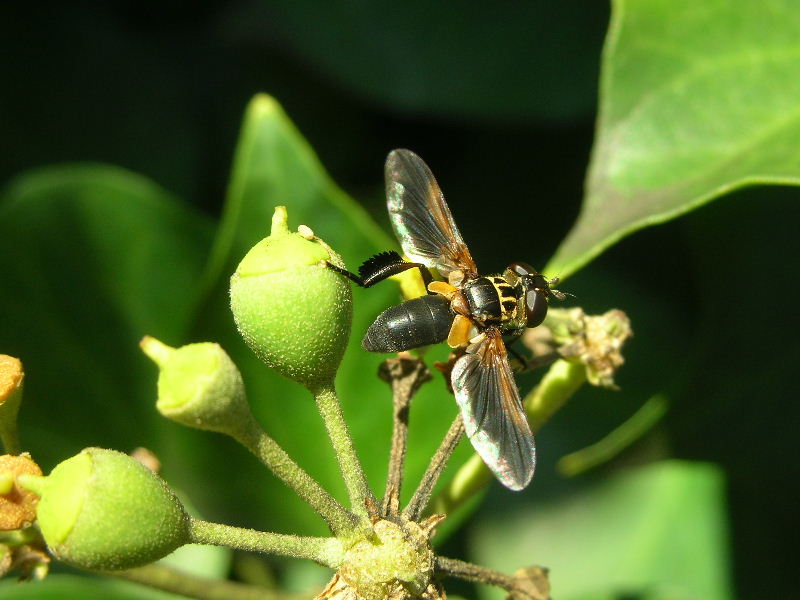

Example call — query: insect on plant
[329,149,565,491]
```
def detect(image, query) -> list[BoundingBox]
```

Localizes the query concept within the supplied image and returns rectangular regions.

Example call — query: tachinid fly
[331,149,564,491]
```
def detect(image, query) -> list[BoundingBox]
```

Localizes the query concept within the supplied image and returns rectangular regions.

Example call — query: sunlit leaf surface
[548,0,800,278]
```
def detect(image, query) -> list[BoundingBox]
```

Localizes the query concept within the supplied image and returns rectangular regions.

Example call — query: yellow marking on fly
[491,278,518,322]
[390,256,432,300]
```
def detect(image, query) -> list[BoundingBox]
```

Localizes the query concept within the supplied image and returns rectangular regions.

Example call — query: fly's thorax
[461,275,521,326]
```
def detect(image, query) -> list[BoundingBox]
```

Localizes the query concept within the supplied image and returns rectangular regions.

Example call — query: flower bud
[0,355,24,440]
[230,206,353,388]
[545,307,632,389]
[23,448,191,570]
[140,336,251,436]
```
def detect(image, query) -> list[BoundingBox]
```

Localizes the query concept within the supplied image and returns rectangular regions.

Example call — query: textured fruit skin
[36,448,191,570]
[153,341,250,434]
[230,215,353,388]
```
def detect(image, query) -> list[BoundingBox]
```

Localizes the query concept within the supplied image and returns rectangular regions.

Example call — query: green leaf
[548,0,800,278]
[471,461,731,600]
[0,166,213,465]
[0,574,177,600]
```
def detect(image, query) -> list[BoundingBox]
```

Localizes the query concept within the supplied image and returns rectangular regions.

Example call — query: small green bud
[27,448,191,570]
[230,206,353,388]
[140,336,251,436]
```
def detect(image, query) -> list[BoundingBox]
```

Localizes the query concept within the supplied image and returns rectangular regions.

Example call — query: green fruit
[141,336,251,436]
[35,448,190,570]
[230,207,353,388]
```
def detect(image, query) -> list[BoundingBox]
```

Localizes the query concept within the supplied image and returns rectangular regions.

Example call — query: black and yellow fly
[332,149,564,490]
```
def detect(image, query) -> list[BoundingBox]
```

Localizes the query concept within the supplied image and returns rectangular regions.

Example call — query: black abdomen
[362,295,453,353]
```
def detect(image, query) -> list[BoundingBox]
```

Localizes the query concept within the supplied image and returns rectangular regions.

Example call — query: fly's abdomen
[362,294,453,353]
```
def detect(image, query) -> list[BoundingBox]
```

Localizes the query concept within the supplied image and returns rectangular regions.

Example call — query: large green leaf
[548,0,800,278]
[471,461,731,600]
[0,575,177,600]
[0,166,213,466]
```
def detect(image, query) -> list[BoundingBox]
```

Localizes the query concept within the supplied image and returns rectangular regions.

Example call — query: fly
[329,149,564,490]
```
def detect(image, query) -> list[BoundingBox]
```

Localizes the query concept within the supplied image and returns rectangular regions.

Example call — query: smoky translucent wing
[451,328,536,490]
[385,149,478,278]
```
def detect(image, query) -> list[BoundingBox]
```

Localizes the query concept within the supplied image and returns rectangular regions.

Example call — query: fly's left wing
[384,149,478,279]
[451,328,536,490]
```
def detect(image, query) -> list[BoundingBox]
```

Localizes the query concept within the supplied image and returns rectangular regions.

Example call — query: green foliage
[472,462,730,600]
[2,1,798,598]
[548,0,800,278]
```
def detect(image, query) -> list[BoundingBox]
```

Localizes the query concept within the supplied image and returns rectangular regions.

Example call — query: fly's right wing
[385,149,478,279]
[451,327,536,490]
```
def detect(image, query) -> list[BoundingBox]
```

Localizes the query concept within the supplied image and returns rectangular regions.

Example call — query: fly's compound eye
[507,262,537,277]
[524,287,549,328]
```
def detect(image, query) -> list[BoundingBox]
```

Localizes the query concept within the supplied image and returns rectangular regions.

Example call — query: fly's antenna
[545,273,574,301]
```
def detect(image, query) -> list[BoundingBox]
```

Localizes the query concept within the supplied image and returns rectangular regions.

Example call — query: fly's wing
[385,149,478,278]
[451,328,535,490]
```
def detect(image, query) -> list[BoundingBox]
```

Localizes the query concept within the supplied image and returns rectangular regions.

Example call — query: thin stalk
[379,355,431,515]
[230,411,361,537]
[435,556,514,588]
[558,394,668,476]
[436,557,550,599]
[525,359,586,432]
[310,382,377,519]
[403,414,465,521]
[108,563,304,600]
[382,393,408,516]
[0,429,21,456]
[189,519,343,568]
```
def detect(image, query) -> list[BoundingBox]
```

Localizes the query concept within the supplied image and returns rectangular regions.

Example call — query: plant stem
[435,556,514,589]
[558,393,668,476]
[403,414,465,521]
[108,562,305,600]
[378,355,431,515]
[525,359,586,431]
[0,429,21,456]
[231,411,361,537]
[436,557,550,600]
[189,519,343,568]
[310,381,376,520]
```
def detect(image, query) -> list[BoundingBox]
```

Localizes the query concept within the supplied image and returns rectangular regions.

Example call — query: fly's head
[503,262,565,329]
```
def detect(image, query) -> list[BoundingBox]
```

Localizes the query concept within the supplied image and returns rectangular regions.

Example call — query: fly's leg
[326,250,433,289]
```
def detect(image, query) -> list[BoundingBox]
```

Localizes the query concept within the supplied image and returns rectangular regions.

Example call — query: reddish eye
[525,288,548,328]
[508,262,536,277]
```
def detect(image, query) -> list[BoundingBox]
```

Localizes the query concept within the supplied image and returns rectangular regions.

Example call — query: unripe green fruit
[141,336,251,436]
[230,207,353,388]
[33,448,191,570]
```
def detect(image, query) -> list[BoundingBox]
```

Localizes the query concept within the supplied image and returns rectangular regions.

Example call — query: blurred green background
[2,2,799,599]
